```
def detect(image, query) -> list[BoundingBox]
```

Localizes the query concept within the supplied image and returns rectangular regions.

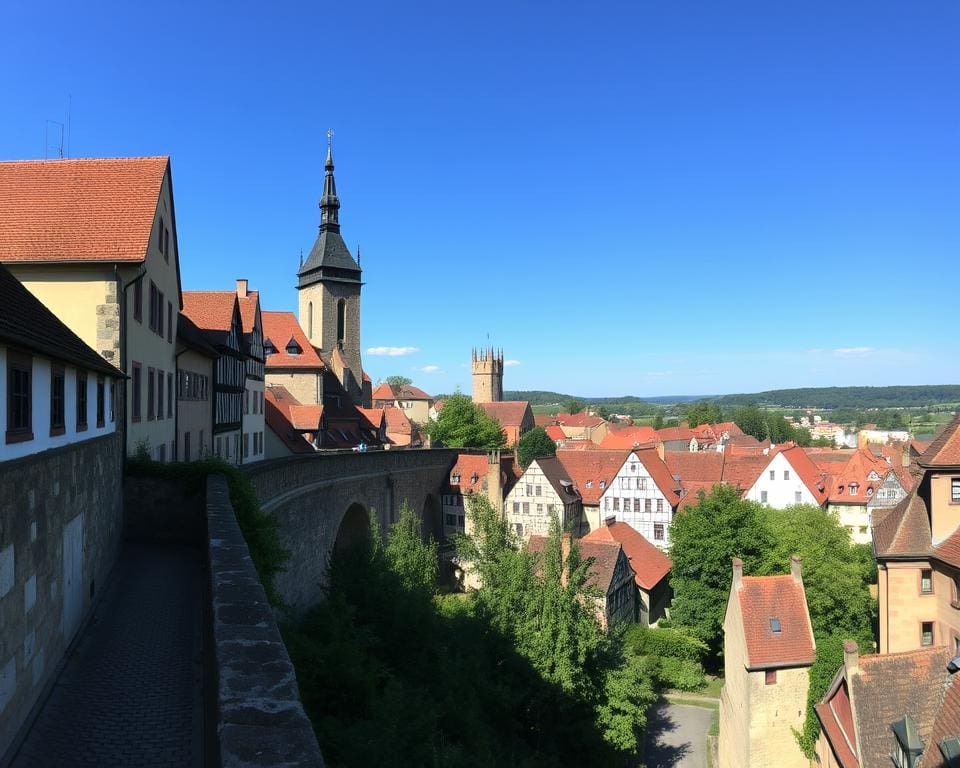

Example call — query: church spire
[319,128,341,233]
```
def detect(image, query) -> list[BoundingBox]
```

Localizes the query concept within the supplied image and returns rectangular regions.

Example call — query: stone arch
[334,502,369,551]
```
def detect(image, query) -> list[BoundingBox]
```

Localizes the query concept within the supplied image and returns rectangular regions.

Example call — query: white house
[504,456,583,539]
[743,446,828,508]
[597,449,681,550]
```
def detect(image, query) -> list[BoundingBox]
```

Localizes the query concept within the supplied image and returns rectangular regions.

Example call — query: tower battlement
[472,346,504,403]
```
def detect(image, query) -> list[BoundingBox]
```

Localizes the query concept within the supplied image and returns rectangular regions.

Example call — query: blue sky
[2,1,958,397]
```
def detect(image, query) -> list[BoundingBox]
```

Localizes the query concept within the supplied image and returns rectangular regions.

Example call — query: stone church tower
[297,140,364,405]
[472,347,503,404]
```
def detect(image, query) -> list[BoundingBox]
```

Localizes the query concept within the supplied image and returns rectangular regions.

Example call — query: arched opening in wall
[336,299,346,349]
[334,502,370,552]
[307,301,313,339]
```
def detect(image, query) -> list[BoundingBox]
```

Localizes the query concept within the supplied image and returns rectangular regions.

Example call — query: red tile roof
[264,386,314,454]
[383,407,414,446]
[534,414,556,428]
[737,572,815,669]
[825,447,894,505]
[478,401,531,427]
[599,426,658,449]
[721,454,769,491]
[288,404,324,431]
[658,426,695,443]
[448,453,490,494]
[925,675,960,768]
[582,520,671,590]
[545,425,567,441]
[0,157,169,263]
[555,449,628,505]
[919,414,960,468]
[815,679,859,768]
[182,291,238,333]
[555,412,605,428]
[714,421,743,438]
[262,311,324,369]
[779,445,831,505]
[237,290,260,336]
[631,448,682,507]
[676,481,717,511]
[371,382,394,401]
[527,535,625,593]
[665,451,725,484]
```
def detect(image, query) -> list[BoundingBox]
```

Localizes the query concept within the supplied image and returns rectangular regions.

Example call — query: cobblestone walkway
[11,543,204,768]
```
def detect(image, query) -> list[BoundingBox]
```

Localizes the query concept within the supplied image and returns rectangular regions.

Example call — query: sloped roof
[737,572,815,669]
[478,401,531,428]
[658,426,695,443]
[545,425,567,442]
[555,412,605,428]
[555,449,628,505]
[526,535,625,593]
[298,229,360,282]
[924,674,960,768]
[0,156,168,263]
[631,448,682,507]
[722,454,769,491]
[262,311,324,369]
[182,291,238,333]
[714,421,743,438]
[599,426,658,449]
[582,520,671,590]
[371,382,394,401]
[0,263,122,378]
[665,451,725,484]
[532,456,581,502]
[237,290,260,336]
[448,453,490,494]
[826,447,895,505]
[288,404,324,431]
[176,312,218,359]
[264,386,314,454]
[872,490,933,560]
[534,414,556,427]
[919,414,960,468]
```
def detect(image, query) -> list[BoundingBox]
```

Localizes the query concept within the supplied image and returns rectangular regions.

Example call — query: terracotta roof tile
[579,539,624,591]
[873,490,933,560]
[664,451,725,484]
[582,520,671,590]
[448,453,490,494]
[371,382,394,401]
[288,404,324,431]
[924,675,960,768]
[478,401,531,427]
[632,448,682,507]
[545,425,567,441]
[658,426,695,443]
[262,311,324,369]
[555,412,605,428]
[737,573,815,669]
[182,291,238,333]
[919,414,960,468]
[237,291,260,336]
[555,449,627,505]
[599,426,658,449]
[815,688,859,768]
[825,447,894,505]
[721,454,769,491]
[264,386,314,454]
[0,157,169,263]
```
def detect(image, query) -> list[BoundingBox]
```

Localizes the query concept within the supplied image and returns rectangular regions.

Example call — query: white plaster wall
[242,378,265,464]
[599,452,673,549]
[0,347,117,462]
[745,452,819,508]
[504,460,568,538]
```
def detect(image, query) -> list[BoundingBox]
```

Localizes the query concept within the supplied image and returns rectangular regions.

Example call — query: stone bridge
[243,449,462,614]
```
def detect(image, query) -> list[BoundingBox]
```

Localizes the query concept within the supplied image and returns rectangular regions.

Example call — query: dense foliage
[383,375,413,388]
[126,454,288,604]
[285,499,660,767]
[670,486,876,753]
[423,393,506,449]
[624,625,709,692]
[714,385,960,410]
[732,404,813,445]
[516,426,558,468]
[684,400,724,427]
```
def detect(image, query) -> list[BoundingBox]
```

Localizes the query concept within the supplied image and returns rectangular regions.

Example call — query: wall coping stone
[206,474,324,767]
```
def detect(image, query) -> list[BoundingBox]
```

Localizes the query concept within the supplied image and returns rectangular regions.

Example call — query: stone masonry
[95,280,121,364]
[0,432,124,759]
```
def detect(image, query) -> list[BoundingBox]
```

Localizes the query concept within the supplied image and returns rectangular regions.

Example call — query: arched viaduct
[243,448,463,614]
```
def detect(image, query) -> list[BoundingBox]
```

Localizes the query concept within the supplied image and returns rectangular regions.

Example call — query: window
[285,338,301,355]
[547,504,555,515]
[630,463,637,473]
[535,485,542,496]
[761,490,768,504]
[586,480,593,489]
[795,491,802,503]
[147,367,155,420]
[149,282,158,331]
[653,523,664,540]
[645,498,652,513]
[167,302,173,343]
[515,523,524,537]
[134,278,143,322]
[922,621,934,646]
[769,469,775,480]
[599,480,605,489]
[921,570,933,594]
[656,498,663,513]
[336,299,346,348]
[512,502,519,513]
[445,513,456,527]
[158,217,165,254]
[634,498,642,513]
[638,478,647,490]
[96,376,105,427]
[622,477,631,490]
[953,478,960,504]
[76,371,88,430]
[167,373,173,418]
[157,291,164,337]
[526,483,533,496]
[132,363,142,422]
[184,431,191,462]
[784,470,790,480]
[6,352,32,443]
[770,617,782,633]
[451,472,460,484]
[50,364,65,435]
[157,370,164,421]
[613,497,620,511]
[536,504,543,513]
[522,502,529,514]
[765,670,777,685]
[243,433,249,458]
[850,483,859,496]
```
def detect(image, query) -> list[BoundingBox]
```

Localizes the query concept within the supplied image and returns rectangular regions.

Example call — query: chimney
[656,440,665,461]
[604,514,616,527]
[732,557,743,591]
[486,451,503,513]
[236,278,248,298]
[843,639,859,676]
[791,554,803,583]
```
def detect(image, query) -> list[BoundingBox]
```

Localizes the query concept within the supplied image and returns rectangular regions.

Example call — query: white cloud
[418,365,442,374]
[504,359,521,367]
[366,346,420,357]
[832,347,875,358]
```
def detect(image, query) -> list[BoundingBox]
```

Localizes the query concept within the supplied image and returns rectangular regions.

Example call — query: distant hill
[502,385,960,411]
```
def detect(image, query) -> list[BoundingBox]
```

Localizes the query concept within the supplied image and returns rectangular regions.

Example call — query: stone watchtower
[297,135,364,404]
[472,347,503,404]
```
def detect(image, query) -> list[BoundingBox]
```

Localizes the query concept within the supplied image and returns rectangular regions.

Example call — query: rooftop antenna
[44,120,64,159]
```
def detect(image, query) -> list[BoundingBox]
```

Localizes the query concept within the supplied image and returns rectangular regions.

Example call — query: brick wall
[0,433,124,758]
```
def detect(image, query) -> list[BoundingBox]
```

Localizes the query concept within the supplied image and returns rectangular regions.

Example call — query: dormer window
[586,481,593,489]
[285,337,302,355]
[850,483,859,497]
[892,715,923,768]
[470,472,479,484]
[451,472,460,485]
[867,487,874,496]
[263,338,277,355]
[599,480,606,489]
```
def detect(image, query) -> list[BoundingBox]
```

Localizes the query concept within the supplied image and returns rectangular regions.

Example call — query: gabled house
[477,400,534,446]
[824,447,908,545]
[555,448,629,533]
[441,451,517,540]
[873,414,960,655]
[262,311,326,408]
[235,279,265,463]
[371,382,433,426]
[181,292,245,464]
[504,456,583,539]
[175,313,216,461]
[743,444,829,508]
[0,156,183,460]
[582,517,672,625]
[719,557,815,768]
[657,426,697,452]
[815,641,960,768]
[555,412,609,444]
[598,449,682,550]
[263,384,318,457]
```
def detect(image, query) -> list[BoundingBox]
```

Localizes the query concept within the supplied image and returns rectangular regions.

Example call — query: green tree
[685,401,723,427]
[423,393,505,449]
[670,485,774,661]
[733,405,769,441]
[653,412,665,430]
[516,426,558,469]
[564,398,586,415]
[384,375,413,388]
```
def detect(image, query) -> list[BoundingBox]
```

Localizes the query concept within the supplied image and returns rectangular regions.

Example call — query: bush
[625,625,709,662]
[655,656,706,692]
[126,456,288,605]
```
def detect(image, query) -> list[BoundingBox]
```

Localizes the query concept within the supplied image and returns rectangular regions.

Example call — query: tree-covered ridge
[504,385,960,411]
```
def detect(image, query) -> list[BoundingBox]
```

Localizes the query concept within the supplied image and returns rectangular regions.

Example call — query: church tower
[297,134,364,404]
[472,347,503,404]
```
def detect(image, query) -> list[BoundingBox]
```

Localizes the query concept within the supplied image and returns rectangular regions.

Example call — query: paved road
[11,543,204,768]
[644,701,715,768]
